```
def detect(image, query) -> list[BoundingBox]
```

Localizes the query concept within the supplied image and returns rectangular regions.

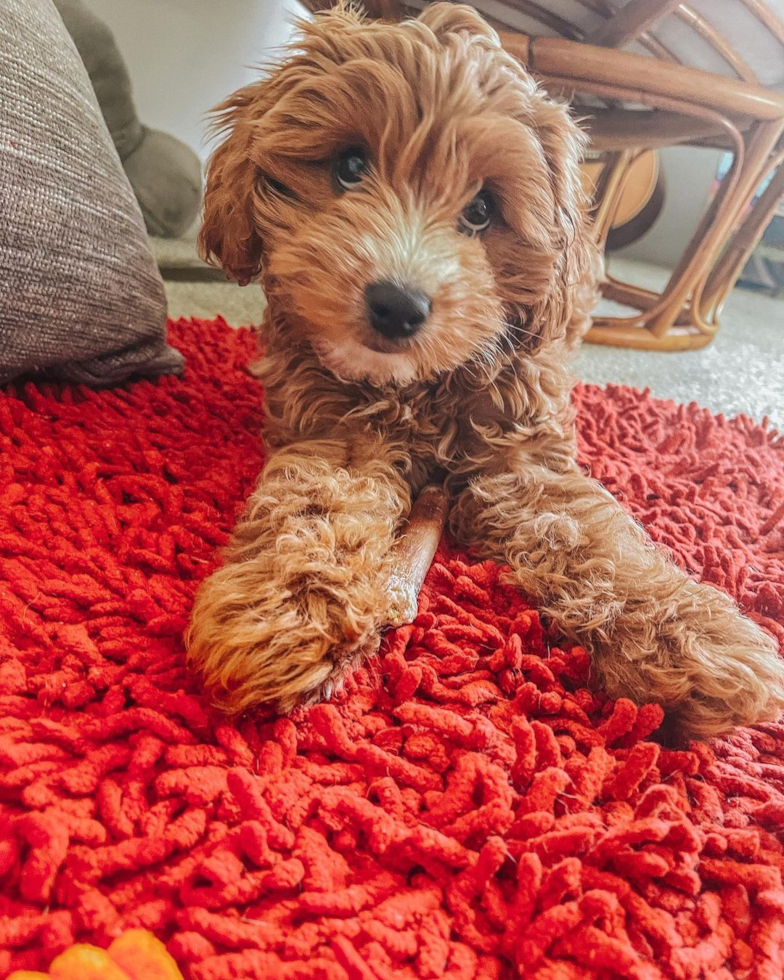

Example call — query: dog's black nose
[365,281,431,340]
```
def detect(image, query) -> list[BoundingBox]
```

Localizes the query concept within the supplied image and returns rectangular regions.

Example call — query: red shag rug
[2,318,784,980]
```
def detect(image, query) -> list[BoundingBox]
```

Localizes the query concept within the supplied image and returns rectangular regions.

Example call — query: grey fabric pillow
[0,0,183,386]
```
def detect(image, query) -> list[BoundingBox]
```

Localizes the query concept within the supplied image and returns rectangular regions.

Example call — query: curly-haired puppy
[188,2,784,739]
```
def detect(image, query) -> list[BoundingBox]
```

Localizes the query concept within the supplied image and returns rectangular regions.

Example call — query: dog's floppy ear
[537,99,590,281]
[417,2,498,43]
[199,86,264,285]
[529,98,591,346]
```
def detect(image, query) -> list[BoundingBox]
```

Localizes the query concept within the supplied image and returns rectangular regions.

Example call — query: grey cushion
[0,0,183,386]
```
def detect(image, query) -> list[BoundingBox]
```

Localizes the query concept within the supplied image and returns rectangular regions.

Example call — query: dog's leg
[451,463,784,738]
[188,441,411,714]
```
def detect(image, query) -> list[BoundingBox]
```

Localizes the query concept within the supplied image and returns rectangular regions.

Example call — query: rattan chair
[304,0,784,351]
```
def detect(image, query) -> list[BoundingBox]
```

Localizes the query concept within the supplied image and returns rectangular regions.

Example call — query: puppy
[188,2,784,739]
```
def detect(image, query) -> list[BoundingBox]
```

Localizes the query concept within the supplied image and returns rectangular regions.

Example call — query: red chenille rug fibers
[2,318,784,980]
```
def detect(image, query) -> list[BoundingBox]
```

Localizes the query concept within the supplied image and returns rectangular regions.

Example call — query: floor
[156,238,784,430]
[580,257,784,430]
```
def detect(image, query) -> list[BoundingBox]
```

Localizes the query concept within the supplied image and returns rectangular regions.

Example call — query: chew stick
[387,484,449,626]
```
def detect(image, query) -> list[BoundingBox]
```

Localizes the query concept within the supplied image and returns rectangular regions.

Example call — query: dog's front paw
[187,560,383,714]
[598,582,784,740]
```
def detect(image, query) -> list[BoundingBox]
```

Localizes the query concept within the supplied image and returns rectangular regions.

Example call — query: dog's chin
[312,339,420,388]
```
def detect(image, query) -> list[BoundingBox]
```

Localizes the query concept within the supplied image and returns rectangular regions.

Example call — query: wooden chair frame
[513,35,784,349]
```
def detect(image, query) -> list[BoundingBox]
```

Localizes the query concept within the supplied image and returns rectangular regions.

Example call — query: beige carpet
[153,237,784,430]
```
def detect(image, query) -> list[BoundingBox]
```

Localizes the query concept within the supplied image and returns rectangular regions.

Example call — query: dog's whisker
[500,319,541,341]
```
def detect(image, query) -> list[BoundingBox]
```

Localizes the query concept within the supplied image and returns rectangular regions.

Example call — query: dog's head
[200,2,589,386]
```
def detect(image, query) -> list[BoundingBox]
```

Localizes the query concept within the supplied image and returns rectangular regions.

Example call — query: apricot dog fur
[188,2,784,739]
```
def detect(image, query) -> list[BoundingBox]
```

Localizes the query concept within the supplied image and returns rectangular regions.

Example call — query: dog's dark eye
[459,190,494,235]
[335,148,369,190]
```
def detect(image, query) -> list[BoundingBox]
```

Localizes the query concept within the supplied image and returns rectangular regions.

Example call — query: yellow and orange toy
[8,929,184,980]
